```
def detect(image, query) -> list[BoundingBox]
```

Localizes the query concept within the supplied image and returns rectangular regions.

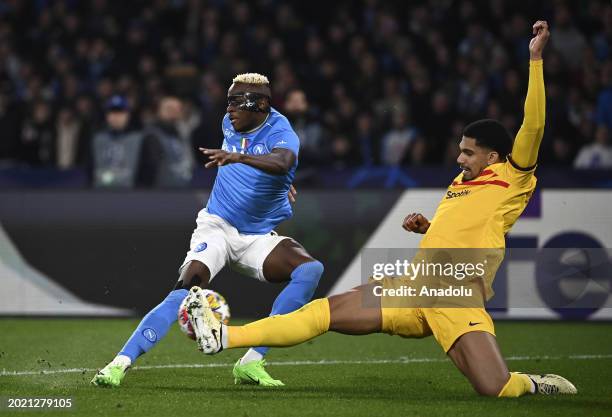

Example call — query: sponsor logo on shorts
[194,242,208,252]
[143,328,157,342]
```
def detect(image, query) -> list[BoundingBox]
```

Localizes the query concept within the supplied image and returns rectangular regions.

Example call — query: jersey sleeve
[267,128,300,158]
[508,60,545,173]
[503,158,537,190]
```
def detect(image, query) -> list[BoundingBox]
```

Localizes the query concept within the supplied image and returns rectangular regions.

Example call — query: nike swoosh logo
[211,329,219,343]
[246,374,260,384]
[468,321,482,326]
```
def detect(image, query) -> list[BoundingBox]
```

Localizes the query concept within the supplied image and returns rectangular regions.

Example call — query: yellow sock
[498,373,534,397]
[227,298,330,349]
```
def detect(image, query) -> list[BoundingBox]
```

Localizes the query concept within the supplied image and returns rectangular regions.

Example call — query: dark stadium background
[1,0,611,175]
[0,3,611,416]
[0,0,610,317]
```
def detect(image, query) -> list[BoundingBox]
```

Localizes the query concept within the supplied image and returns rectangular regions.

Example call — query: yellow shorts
[377,278,495,352]
[381,306,495,352]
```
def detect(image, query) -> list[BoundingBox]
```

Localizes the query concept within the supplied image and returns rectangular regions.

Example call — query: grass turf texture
[0,319,611,417]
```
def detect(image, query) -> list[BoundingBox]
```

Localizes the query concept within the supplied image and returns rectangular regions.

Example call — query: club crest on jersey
[194,242,208,252]
[221,138,268,156]
[253,144,265,155]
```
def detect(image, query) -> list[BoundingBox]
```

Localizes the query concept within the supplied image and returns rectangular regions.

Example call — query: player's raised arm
[509,20,549,170]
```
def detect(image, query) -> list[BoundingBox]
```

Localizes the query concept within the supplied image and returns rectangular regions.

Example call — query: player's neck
[239,113,270,134]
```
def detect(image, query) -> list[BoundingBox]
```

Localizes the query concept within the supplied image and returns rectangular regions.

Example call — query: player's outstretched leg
[92,261,210,387]
[447,331,577,397]
[187,284,381,354]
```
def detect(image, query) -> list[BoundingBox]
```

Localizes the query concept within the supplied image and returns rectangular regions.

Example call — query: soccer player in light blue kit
[92,73,324,387]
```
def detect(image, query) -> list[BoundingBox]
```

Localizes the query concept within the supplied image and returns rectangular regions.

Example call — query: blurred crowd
[0,0,611,188]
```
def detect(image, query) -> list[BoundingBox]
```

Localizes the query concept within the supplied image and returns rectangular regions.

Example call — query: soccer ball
[178,289,230,340]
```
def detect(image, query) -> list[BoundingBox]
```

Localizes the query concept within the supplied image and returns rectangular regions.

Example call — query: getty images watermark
[371,257,488,297]
[360,248,612,309]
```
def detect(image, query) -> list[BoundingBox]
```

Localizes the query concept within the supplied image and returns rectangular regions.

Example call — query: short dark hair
[462,119,513,159]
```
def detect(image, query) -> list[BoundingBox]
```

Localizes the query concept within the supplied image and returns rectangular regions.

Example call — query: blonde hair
[232,73,270,85]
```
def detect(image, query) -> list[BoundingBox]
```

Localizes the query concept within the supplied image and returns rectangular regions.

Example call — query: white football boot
[517,373,577,395]
[185,286,223,354]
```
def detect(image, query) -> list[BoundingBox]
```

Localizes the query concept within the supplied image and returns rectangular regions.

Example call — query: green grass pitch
[1,319,611,416]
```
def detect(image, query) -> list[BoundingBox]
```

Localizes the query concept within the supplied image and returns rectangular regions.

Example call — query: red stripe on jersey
[476,169,498,178]
[452,179,510,188]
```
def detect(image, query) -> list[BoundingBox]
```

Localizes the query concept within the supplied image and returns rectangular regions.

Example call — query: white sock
[221,324,229,349]
[528,377,536,394]
[111,355,132,369]
[240,348,264,365]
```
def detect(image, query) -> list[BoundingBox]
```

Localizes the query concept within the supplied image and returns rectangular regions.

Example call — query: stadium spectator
[0,0,610,178]
[550,4,587,70]
[0,89,22,165]
[596,61,612,130]
[329,133,356,170]
[354,112,379,166]
[592,4,612,61]
[191,73,227,151]
[177,99,201,143]
[55,105,89,170]
[496,70,524,116]
[374,77,408,126]
[422,90,453,163]
[381,111,419,166]
[457,66,489,119]
[550,137,576,166]
[574,125,612,169]
[283,88,325,168]
[92,95,151,188]
[19,100,55,166]
[145,96,195,188]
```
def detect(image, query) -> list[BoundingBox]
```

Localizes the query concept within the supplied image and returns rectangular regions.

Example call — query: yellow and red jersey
[420,161,536,249]
[417,60,545,298]
[421,59,545,251]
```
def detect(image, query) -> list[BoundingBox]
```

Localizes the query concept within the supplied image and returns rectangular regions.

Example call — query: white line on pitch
[1,354,611,377]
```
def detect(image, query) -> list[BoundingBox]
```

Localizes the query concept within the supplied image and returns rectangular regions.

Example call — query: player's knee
[174,277,200,291]
[472,377,508,397]
[174,261,210,290]
[308,259,324,278]
[293,260,324,284]
[473,384,499,397]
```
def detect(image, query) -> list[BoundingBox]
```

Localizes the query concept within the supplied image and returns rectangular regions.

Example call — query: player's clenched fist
[529,20,549,60]
[402,213,430,234]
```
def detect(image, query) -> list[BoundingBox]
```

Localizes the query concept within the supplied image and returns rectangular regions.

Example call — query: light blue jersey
[206,108,300,234]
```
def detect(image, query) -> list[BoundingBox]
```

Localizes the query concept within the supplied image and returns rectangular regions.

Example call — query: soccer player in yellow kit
[185,21,576,397]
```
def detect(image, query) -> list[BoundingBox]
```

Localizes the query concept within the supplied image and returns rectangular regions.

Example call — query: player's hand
[199,148,240,168]
[288,185,297,204]
[529,20,549,60]
[402,213,430,234]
